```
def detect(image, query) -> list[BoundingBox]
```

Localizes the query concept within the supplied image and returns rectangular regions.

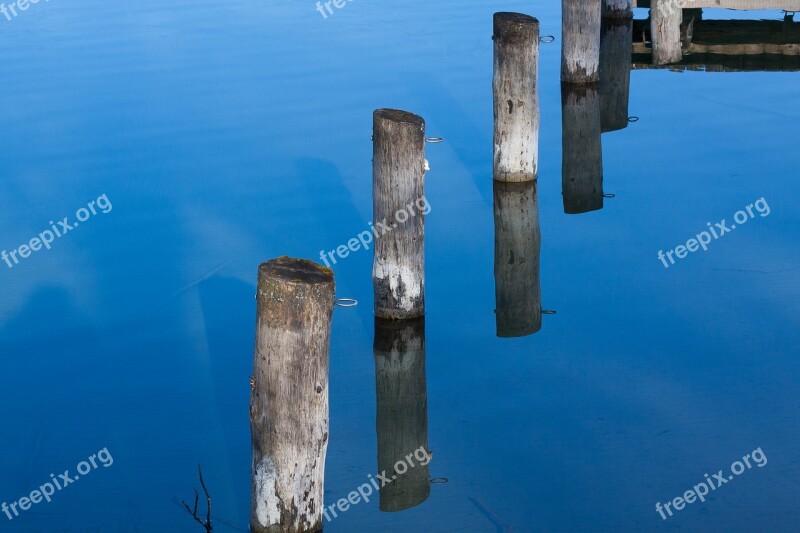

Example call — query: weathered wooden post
[602,0,632,19]
[251,257,334,533]
[373,109,426,320]
[493,12,539,183]
[494,181,542,337]
[562,84,604,214]
[374,317,430,512]
[562,0,602,83]
[651,0,683,64]
[600,17,633,132]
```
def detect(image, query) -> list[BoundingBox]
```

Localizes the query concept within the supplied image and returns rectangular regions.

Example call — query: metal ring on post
[426,137,444,143]
[334,298,358,308]
[628,116,639,123]
[542,310,557,315]
[603,193,616,199]
[430,477,449,484]
[540,35,556,44]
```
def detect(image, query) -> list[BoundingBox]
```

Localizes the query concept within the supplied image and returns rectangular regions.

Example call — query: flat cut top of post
[374,109,425,128]
[494,12,539,26]
[494,12,539,41]
[259,257,333,285]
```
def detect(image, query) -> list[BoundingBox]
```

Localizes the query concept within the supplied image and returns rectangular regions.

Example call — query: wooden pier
[633,0,800,9]
[634,1,799,65]
[632,14,800,70]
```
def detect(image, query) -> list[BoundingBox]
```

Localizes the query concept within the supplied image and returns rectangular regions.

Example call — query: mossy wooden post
[373,109,426,320]
[603,0,632,18]
[250,257,335,533]
[600,18,633,132]
[493,12,539,183]
[494,181,542,337]
[374,317,430,512]
[652,0,683,65]
[562,84,604,214]
[562,0,602,83]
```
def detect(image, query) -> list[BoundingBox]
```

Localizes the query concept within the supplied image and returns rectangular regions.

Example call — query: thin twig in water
[182,464,213,532]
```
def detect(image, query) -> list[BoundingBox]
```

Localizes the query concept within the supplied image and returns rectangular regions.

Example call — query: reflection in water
[632,10,800,71]
[373,317,430,512]
[600,18,633,133]
[562,84,603,214]
[493,181,542,338]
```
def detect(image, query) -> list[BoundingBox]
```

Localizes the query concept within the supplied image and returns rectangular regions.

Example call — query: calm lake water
[1,1,799,531]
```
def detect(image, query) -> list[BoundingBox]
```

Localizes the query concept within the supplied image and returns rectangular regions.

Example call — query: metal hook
[334,298,358,308]
[426,137,444,143]
[540,35,556,44]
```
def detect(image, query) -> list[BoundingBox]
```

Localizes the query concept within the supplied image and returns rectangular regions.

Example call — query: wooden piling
[494,181,542,338]
[374,317,430,512]
[603,0,633,18]
[652,0,683,64]
[600,18,633,132]
[250,257,335,533]
[493,12,539,183]
[562,0,603,83]
[562,84,604,214]
[373,109,426,320]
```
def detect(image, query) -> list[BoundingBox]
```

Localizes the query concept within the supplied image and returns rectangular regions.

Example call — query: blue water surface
[1,1,799,531]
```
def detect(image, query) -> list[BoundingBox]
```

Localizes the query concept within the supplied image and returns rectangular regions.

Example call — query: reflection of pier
[632,17,800,70]
[635,0,800,8]
[632,0,800,66]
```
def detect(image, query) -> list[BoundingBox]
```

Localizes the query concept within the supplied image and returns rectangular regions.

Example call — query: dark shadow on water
[197,275,254,521]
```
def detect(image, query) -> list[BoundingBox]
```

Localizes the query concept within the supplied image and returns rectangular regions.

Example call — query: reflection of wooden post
[562,0,602,83]
[373,109,426,320]
[374,317,430,512]
[493,12,539,183]
[494,181,541,338]
[562,84,603,214]
[251,257,334,533]
[681,8,703,45]
[600,18,633,133]
[602,0,632,18]
[652,0,682,65]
